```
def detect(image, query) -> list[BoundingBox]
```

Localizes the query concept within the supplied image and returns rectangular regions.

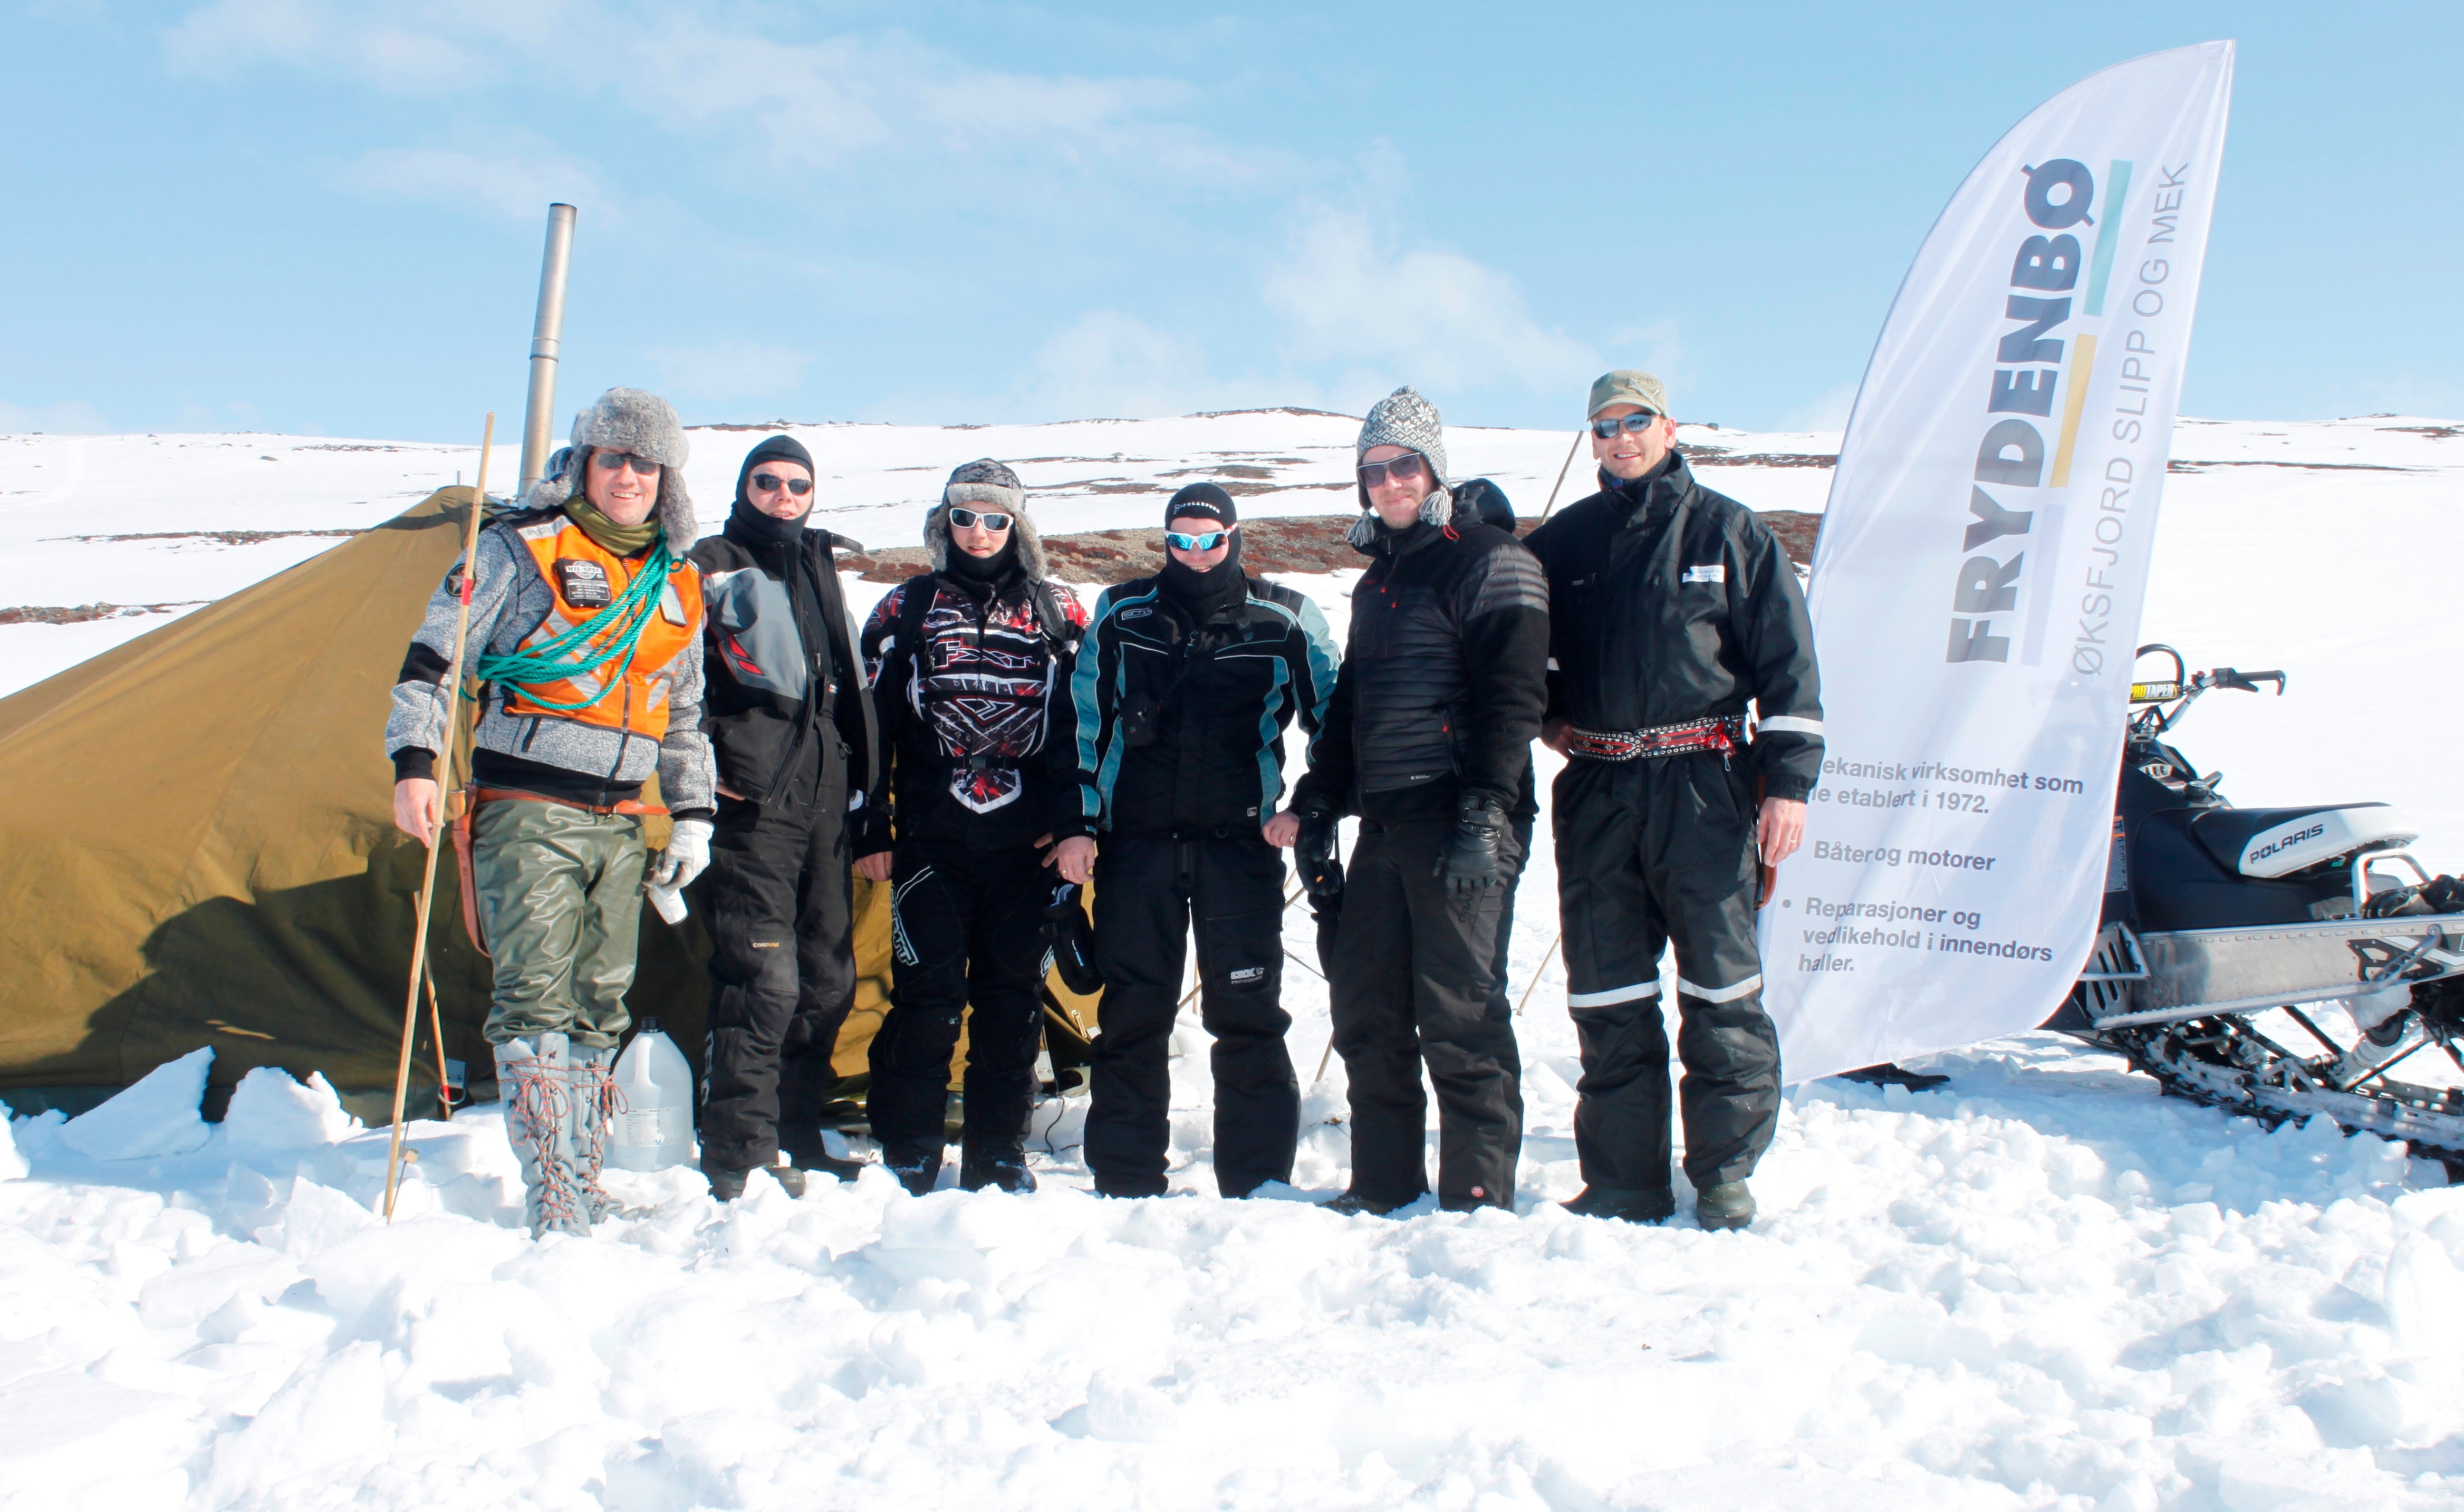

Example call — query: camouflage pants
[472,800,647,1049]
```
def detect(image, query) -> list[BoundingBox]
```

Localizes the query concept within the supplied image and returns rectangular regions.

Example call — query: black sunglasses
[948,507,1013,531]
[1590,411,1662,440]
[750,472,813,497]
[591,450,660,475]
[1356,452,1429,489]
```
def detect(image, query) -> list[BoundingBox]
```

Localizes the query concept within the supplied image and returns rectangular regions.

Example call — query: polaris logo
[2247,822,2325,864]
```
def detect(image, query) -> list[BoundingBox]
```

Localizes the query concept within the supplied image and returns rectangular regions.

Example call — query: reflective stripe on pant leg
[1654,753,1780,1188]
[1554,761,1674,1191]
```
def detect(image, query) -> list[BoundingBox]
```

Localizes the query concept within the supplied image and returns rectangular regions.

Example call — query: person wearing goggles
[1523,369,1826,1233]
[856,458,1087,1197]
[1056,483,1340,1199]
[1284,386,1549,1217]
[685,434,884,1199]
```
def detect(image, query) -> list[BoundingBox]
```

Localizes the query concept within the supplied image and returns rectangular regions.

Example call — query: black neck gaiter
[946,540,1015,585]
[728,496,807,550]
[1160,531,1244,622]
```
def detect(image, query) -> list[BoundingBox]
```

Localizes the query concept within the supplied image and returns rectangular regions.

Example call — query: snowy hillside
[5,410,2464,1508]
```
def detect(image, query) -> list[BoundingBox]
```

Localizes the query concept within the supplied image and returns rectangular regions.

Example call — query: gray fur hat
[1349,385,1453,547]
[516,387,697,546]
[924,457,1047,577]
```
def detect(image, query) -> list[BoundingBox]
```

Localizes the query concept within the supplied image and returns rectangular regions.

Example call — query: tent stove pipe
[518,203,578,492]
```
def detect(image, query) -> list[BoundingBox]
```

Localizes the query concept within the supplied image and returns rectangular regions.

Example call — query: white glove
[649,817,713,891]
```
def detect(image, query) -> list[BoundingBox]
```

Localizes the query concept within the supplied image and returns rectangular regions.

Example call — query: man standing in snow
[687,435,881,1201]
[1523,371,1823,1232]
[1287,387,1550,1215]
[387,387,716,1239]
[1054,482,1341,1199]
[857,460,1087,1197]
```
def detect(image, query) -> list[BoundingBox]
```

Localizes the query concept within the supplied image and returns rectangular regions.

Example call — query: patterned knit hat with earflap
[1349,385,1454,547]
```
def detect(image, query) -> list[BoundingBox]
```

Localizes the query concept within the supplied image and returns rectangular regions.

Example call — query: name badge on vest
[555,558,613,609]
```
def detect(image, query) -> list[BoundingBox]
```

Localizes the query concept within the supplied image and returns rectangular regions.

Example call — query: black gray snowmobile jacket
[1293,519,1549,825]
[1524,453,1824,802]
[1070,573,1341,835]
[688,517,879,817]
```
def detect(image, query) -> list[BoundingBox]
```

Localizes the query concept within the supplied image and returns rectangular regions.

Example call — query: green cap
[1588,369,1670,420]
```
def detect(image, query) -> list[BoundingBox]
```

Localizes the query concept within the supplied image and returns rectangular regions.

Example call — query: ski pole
[384,413,495,1221]
[1512,930,1564,1018]
[1535,430,1583,526]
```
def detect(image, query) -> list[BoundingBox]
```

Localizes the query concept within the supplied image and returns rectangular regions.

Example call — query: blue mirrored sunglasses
[1166,527,1234,552]
[1589,411,1662,440]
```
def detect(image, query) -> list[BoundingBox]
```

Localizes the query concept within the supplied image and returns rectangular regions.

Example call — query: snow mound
[0,1099,25,1180]
[223,1066,361,1149]
[55,1045,212,1160]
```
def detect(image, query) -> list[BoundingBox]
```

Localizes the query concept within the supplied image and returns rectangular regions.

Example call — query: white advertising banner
[1762,42,2236,1080]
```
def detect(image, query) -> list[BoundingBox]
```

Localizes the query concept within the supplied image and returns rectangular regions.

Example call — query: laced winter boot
[884,1143,944,1197]
[1694,1180,1757,1232]
[1559,1186,1677,1224]
[495,1035,590,1238]
[567,1043,622,1222]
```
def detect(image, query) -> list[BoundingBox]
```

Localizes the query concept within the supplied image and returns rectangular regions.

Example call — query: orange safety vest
[496,514,704,741]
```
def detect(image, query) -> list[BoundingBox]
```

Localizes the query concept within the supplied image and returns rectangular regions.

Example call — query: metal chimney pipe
[518,203,579,492]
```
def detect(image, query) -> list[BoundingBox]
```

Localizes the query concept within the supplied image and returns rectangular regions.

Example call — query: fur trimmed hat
[516,387,697,546]
[1349,385,1454,547]
[923,457,1047,577]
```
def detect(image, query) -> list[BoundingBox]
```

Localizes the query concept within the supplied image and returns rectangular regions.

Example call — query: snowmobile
[2047,645,2464,1169]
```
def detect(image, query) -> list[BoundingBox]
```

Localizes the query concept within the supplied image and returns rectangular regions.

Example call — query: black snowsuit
[1070,571,1340,1197]
[1292,518,1549,1209]
[1524,454,1824,1192]
[858,563,1085,1173]
[687,495,879,1176]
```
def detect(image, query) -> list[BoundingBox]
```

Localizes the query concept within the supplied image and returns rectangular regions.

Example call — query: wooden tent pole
[384,413,495,1221]
[421,956,453,1121]
[1535,430,1584,526]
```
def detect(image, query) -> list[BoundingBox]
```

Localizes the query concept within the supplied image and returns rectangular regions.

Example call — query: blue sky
[4,1,2458,440]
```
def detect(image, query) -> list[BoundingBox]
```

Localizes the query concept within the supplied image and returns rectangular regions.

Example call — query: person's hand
[854,850,894,883]
[1542,717,1572,755]
[1054,835,1096,885]
[1295,807,1344,900]
[1435,793,1509,896]
[1262,811,1300,847]
[393,777,443,845]
[649,817,713,890]
[1758,797,1807,865]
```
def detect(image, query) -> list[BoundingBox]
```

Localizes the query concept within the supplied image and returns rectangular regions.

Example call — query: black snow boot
[1321,1189,1410,1218]
[884,1143,944,1197]
[1560,1186,1676,1224]
[1836,1063,1951,1092]
[706,1163,808,1201]
[960,1140,1037,1194]
[1695,1180,1756,1231]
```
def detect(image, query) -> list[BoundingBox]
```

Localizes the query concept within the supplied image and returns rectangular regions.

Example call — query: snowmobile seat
[2188,803,2418,880]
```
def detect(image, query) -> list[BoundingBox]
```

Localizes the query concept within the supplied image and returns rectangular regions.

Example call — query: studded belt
[1566,716,1747,763]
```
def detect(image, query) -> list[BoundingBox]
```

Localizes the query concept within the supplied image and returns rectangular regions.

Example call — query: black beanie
[728,435,817,546]
[1164,481,1237,529]
[734,435,817,511]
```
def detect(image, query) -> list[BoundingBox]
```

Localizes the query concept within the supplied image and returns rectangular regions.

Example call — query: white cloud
[321,140,600,223]
[647,342,813,405]
[1016,311,1223,419]
[0,397,110,434]
[1778,381,1860,435]
[1260,207,1599,399]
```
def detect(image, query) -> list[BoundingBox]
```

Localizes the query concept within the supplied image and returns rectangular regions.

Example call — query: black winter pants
[1329,817,1523,1209]
[1086,830,1297,1198]
[866,841,1049,1159]
[1554,754,1780,1192]
[697,792,857,1173]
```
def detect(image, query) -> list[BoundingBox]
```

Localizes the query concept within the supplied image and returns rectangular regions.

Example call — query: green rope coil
[470,539,673,713]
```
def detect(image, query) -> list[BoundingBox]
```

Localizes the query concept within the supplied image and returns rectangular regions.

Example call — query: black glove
[1295,805,1345,902]
[1042,881,1104,995]
[1436,793,1510,897]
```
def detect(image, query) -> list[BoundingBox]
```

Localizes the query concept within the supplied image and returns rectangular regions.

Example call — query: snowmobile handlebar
[2129,646,2287,736]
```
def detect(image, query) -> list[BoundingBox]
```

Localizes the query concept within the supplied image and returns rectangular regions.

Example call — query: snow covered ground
[5,410,2464,1509]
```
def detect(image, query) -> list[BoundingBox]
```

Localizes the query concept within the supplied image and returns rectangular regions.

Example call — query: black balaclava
[945,533,1017,584]
[729,435,819,548]
[1159,481,1244,620]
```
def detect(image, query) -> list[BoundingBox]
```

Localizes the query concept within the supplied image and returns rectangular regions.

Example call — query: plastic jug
[607,1018,696,1171]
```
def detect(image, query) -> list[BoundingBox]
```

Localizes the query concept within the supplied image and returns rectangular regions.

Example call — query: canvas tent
[0,488,1096,1120]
